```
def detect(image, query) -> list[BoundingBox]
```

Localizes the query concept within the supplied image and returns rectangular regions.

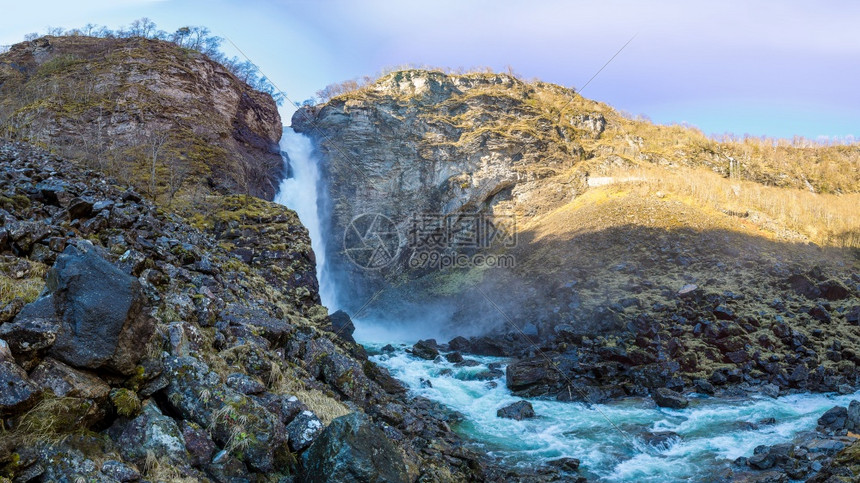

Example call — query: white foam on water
[366,341,859,482]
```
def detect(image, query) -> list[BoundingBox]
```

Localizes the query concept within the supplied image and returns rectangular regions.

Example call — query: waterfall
[274,127,336,309]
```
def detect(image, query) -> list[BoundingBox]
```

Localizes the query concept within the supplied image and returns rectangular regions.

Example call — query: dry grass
[595,165,860,248]
[0,260,47,306]
[268,361,351,425]
[9,397,97,447]
[142,450,197,483]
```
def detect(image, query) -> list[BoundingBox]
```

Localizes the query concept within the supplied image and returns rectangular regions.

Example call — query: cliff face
[294,70,859,339]
[0,36,284,202]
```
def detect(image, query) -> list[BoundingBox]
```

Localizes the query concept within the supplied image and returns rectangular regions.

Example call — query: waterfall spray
[274,127,336,308]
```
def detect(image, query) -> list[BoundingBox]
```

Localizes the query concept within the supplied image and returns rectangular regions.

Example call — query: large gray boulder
[45,243,154,375]
[301,412,409,483]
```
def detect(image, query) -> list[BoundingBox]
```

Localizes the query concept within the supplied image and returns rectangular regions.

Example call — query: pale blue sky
[1,0,858,140]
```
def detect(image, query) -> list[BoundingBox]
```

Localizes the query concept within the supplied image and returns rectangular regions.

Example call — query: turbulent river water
[276,128,855,482]
[363,339,858,482]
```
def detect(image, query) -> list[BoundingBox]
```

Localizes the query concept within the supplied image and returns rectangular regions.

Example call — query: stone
[444,351,464,363]
[506,358,559,391]
[0,297,25,324]
[788,274,820,299]
[652,388,689,409]
[67,197,93,220]
[694,379,715,395]
[286,410,324,451]
[162,356,288,473]
[0,295,60,354]
[642,431,680,451]
[448,336,470,351]
[496,400,536,420]
[678,284,699,298]
[0,338,11,362]
[748,451,775,470]
[100,460,141,482]
[226,372,266,395]
[818,279,850,300]
[328,310,356,343]
[29,357,111,400]
[818,405,848,430]
[713,305,736,321]
[847,400,860,431]
[0,360,41,414]
[547,457,580,472]
[412,339,439,360]
[301,412,409,483]
[109,400,191,467]
[180,420,217,469]
[809,304,832,323]
[47,244,155,374]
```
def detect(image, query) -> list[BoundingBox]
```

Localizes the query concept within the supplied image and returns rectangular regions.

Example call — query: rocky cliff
[0,36,284,202]
[0,143,561,482]
[294,69,859,341]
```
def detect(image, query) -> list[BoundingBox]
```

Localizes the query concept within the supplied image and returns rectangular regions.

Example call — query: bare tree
[147,129,171,198]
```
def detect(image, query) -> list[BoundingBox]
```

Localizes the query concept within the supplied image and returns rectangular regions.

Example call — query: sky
[1,0,858,140]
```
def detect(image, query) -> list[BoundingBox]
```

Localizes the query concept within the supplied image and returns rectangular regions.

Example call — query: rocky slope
[0,36,284,202]
[0,143,570,482]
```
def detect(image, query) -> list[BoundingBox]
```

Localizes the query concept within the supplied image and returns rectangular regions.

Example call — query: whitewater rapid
[367,341,858,482]
[274,127,335,308]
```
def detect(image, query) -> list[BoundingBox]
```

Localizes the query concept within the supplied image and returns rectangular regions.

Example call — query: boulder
[788,274,820,299]
[412,339,439,360]
[642,431,680,451]
[225,372,266,395]
[301,412,409,483]
[652,388,689,409]
[547,457,580,472]
[506,358,559,391]
[448,336,470,352]
[469,336,509,356]
[0,296,60,354]
[818,405,848,431]
[847,400,860,431]
[0,338,11,362]
[46,244,155,374]
[0,360,41,414]
[162,356,289,473]
[29,358,111,401]
[286,410,324,451]
[109,400,191,468]
[818,279,850,300]
[496,400,536,420]
[100,460,140,482]
[328,310,356,344]
[444,351,464,363]
[180,420,217,469]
